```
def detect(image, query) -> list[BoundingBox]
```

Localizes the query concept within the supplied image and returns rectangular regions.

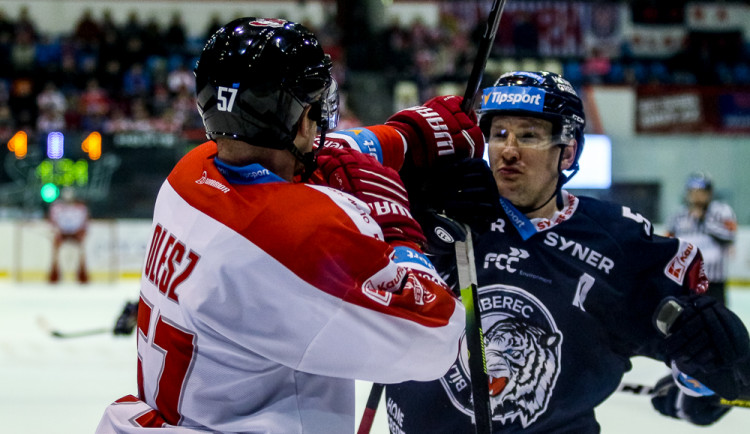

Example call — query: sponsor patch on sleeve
[664,239,699,286]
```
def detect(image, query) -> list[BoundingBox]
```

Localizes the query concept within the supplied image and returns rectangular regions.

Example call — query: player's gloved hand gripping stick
[654,295,750,400]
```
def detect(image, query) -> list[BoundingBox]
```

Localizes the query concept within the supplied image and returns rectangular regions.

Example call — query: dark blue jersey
[385,193,706,433]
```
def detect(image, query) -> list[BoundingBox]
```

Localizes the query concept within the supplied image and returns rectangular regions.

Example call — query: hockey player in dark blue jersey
[385,71,750,433]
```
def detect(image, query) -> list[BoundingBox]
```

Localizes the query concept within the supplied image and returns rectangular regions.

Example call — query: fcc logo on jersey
[440,285,562,428]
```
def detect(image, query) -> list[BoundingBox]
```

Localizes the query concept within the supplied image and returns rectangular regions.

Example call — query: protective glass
[320,78,339,130]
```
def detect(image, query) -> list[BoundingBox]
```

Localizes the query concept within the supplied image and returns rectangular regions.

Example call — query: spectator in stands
[0,103,14,142]
[9,28,36,75]
[73,8,102,48]
[121,62,151,98]
[14,6,37,42]
[513,10,538,57]
[0,9,15,46]
[79,78,110,117]
[36,104,65,134]
[166,62,193,95]
[36,81,66,114]
[163,12,187,55]
[102,106,132,133]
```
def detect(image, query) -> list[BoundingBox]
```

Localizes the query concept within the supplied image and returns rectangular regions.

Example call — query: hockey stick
[355,2,509,431]
[36,316,111,338]
[617,382,750,409]
[451,3,509,431]
[461,0,508,114]
[357,382,385,434]
[456,225,493,434]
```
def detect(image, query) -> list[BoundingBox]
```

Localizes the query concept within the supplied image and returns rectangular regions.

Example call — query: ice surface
[1,281,748,433]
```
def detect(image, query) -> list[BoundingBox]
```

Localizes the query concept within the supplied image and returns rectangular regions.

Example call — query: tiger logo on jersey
[440,284,562,428]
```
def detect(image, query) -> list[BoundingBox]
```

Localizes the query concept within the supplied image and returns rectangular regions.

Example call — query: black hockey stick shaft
[37,316,112,338]
[50,327,111,338]
[456,226,493,434]
[617,382,750,408]
[461,0,508,114]
[357,382,384,434]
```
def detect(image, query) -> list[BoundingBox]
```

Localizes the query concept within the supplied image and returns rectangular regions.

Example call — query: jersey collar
[501,190,579,240]
[213,158,286,185]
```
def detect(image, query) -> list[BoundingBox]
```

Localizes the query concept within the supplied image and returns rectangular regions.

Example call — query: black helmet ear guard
[478,71,586,184]
[194,17,339,175]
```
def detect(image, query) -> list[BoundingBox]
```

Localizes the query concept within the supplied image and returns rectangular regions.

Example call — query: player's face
[687,188,711,209]
[486,116,573,215]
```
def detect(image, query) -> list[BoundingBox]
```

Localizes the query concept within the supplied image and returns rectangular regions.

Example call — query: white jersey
[97,142,464,433]
[49,201,88,234]
[667,201,736,282]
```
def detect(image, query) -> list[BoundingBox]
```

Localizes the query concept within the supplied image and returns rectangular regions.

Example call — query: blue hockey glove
[655,294,750,399]
[650,374,730,426]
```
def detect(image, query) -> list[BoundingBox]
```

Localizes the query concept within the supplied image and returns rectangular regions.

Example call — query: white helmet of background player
[194,17,339,173]
[478,71,586,185]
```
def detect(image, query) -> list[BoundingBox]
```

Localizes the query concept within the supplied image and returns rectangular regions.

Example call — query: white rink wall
[2,219,750,285]
[0,219,153,282]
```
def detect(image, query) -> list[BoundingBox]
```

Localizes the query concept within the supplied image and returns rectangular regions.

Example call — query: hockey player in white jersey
[96,17,484,433]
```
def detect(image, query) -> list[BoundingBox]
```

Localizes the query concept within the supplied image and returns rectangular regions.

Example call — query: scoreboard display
[2,131,197,218]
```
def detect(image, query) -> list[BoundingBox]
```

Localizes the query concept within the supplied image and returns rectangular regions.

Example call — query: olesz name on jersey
[144,223,201,302]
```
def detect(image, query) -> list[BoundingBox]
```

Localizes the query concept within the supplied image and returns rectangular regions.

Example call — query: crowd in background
[1,3,749,143]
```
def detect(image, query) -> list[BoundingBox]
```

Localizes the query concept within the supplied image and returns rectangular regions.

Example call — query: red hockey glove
[315,147,426,249]
[385,95,485,168]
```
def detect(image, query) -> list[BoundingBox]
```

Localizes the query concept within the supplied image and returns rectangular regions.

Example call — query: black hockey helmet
[194,17,338,151]
[478,71,586,181]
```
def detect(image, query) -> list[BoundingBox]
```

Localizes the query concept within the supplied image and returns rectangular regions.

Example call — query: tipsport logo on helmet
[482,86,546,113]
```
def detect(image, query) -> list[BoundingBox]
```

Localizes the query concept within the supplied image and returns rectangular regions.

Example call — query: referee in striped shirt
[666,173,737,305]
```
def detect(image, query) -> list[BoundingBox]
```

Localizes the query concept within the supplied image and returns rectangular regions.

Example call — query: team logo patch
[195,171,230,193]
[440,285,562,428]
[664,239,698,285]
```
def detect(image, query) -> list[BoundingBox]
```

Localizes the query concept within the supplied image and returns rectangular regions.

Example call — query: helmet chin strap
[291,124,328,182]
[514,145,567,215]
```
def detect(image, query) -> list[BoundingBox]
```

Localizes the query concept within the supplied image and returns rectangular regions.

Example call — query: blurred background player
[384,71,750,433]
[48,187,89,283]
[95,17,485,433]
[666,173,737,306]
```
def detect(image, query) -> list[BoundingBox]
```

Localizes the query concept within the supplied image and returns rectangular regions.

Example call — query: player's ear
[296,106,317,138]
[560,139,577,171]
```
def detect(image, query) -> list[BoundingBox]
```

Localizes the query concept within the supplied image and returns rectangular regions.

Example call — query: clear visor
[487,122,574,150]
[319,78,339,130]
